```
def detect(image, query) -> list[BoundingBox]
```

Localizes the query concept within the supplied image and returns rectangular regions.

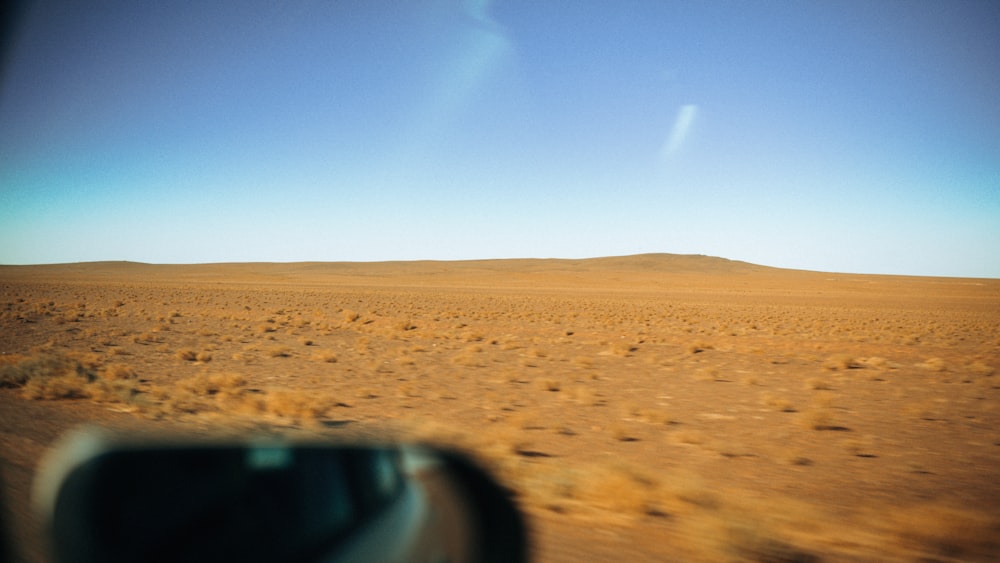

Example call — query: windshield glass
[1,1,997,276]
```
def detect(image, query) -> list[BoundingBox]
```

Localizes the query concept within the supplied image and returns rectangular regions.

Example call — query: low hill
[0,254,989,293]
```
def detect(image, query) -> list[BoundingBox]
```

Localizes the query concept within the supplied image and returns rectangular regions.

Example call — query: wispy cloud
[661,104,698,158]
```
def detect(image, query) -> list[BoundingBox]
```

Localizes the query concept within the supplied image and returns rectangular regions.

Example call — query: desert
[1,254,998,561]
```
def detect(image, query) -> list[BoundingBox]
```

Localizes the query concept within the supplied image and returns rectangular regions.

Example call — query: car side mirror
[34,428,528,563]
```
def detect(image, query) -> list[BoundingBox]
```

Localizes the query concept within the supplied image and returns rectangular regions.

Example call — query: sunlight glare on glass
[661,104,698,159]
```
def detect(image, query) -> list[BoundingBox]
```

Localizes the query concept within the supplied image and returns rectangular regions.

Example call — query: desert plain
[1,254,998,561]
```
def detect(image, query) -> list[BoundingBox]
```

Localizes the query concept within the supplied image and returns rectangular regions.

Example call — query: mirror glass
[42,443,477,563]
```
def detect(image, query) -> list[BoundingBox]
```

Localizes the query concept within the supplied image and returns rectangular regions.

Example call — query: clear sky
[2,1,998,277]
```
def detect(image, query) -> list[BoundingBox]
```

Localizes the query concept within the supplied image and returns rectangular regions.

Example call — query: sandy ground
[1,255,998,561]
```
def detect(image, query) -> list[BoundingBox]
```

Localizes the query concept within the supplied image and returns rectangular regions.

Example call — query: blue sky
[2,1,998,277]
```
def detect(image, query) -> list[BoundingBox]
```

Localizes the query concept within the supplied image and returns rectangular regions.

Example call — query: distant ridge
[2,255,994,289]
[568,253,770,273]
[0,254,770,275]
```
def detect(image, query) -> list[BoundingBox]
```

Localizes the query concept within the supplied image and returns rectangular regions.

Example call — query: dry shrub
[0,352,141,403]
[563,385,597,405]
[0,353,97,397]
[966,360,995,377]
[673,430,708,445]
[840,435,878,457]
[695,368,722,382]
[22,374,93,400]
[394,319,416,331]
[720,513,821,563]
[461,332,485,343]
[342,309,360,323]
[132,332,158,344]
[903,399,947,421]
[0,354,25,369]
[609,341,638,356]
[800,406,846,431]
[609,423,640,442]
[823,353,862,370]
[88,379,141,404]
[570,462,663,516]
[313,351,338,363]
[266,346,292,358]
[451,344,486,367]
[634,407,674,425]
[687,341,714,354]
[916,357,948,372]
[155,394,214,416]
[262,389,329,420]
[176,350,198,362]
[102,364,137,380]
[177,372,248,396]
[804,377,832,391]
[534,378,561,392]
[860,356,890,369]
[886,502,1000,560]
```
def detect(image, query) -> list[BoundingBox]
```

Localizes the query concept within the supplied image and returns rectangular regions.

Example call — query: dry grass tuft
[0,352,141,403]
[563,385,598,405]
[452,346,486,367]
[266,346,292,358]
[535,378,561,392]
[569,462,663,516]
[394,319,417,331]
[916,357,948,372]
[102,364,137,380]
[823,353,862,370]
[687,341,714,354]
[132,332,158,344]
[609,423,640,442]
[804,376,833,390]
[886,502,1000,560]
[723,518,821,563]
[262,389,330,420]
[177,372,248,396]
[673,430,708,445]
[801,408,847,431]
[860,356,891,369]
[0,353,97,397]
[966,360,994,377]
[312,351,338,363]
[609,341,639,356]
[176,350,198,362]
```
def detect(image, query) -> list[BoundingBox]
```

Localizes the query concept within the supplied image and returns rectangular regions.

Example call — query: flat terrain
[1,255,998,561]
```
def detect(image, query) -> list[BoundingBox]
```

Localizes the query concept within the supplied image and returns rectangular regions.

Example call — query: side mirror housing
[34,428,528,563]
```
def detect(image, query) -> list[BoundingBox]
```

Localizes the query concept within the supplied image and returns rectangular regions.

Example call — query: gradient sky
[2,1,998,277]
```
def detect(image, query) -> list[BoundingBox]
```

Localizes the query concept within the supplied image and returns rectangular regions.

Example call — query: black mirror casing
[34,429,528,563]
